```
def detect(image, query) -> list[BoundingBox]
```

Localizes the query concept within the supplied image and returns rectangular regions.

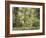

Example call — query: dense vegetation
[13,7,40,30]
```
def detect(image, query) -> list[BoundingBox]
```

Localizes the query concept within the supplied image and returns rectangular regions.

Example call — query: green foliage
[13,7,40,30]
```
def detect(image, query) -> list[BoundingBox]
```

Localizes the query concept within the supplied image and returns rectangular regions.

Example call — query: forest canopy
[13,7,40,30]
